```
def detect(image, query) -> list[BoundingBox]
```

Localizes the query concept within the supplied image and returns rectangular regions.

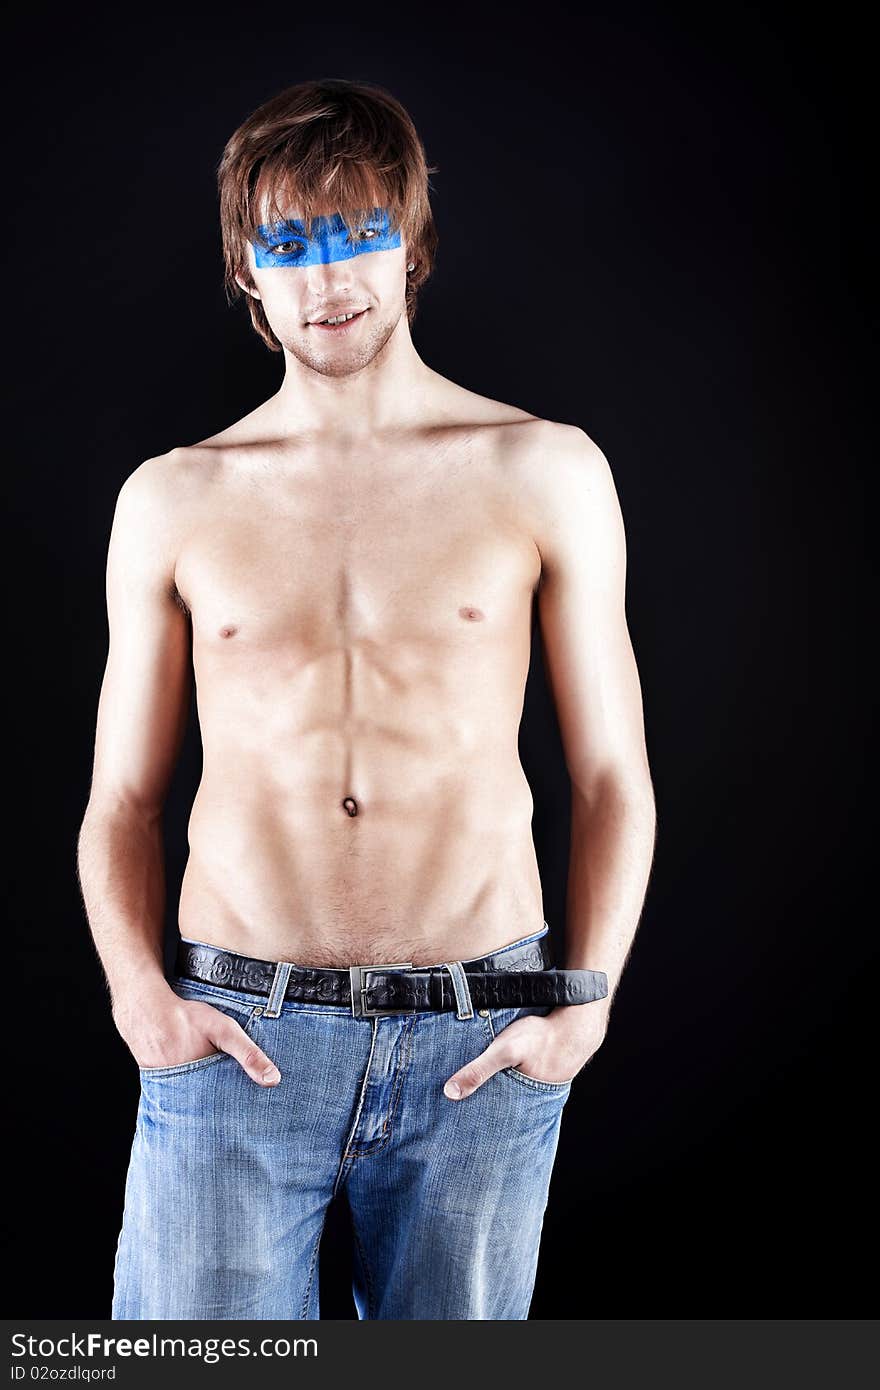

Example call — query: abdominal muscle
[177,650,546,968]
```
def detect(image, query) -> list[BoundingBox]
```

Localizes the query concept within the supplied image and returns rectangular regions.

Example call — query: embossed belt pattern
[174,938,608,1011]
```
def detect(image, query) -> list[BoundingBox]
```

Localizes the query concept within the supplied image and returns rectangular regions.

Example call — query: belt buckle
[349,962,414,1018]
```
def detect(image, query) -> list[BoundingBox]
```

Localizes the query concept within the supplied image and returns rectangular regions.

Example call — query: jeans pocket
[138,982,263,1078]
[482,1005,573,1093]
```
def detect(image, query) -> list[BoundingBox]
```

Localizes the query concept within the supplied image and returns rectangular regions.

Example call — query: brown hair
[217,78,440,351]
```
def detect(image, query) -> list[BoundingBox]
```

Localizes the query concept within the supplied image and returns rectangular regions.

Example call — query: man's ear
[234,272,262,301]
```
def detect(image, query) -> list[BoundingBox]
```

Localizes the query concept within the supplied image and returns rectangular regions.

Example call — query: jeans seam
[344,1018,415,1158]
[139,1052,229,1078]
[503,1069,572,1092]
[171,980,264,1014]
[300,1211,327,1319]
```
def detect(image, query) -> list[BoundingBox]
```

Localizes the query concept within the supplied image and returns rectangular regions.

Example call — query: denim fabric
[111,923,571,1320]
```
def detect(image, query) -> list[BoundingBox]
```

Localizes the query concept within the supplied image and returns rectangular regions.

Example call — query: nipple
[342,797,359,817]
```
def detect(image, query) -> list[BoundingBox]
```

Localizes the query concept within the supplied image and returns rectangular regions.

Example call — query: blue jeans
[112,922,572,1320]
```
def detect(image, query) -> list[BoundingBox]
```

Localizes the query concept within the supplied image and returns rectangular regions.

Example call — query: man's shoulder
[437,380,603,460]
[117,442,219,511]
[493,413,609,492]
[483,414,619,575]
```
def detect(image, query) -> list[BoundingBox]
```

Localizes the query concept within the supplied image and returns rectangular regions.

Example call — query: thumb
[209,1016,281,1087]
[443,1038,508,1101]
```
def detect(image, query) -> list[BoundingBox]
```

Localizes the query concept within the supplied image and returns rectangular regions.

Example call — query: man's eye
[351,227,379,242]
[270,241,306,257]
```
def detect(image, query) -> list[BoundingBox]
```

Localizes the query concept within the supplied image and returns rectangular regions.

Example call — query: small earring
[406,261,415,271]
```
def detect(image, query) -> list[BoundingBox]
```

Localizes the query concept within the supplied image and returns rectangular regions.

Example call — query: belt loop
[443,961,474,1020]
[264,961,293,1018]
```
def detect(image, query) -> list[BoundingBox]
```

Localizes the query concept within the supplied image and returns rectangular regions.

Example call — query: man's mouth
[308,308,369,331]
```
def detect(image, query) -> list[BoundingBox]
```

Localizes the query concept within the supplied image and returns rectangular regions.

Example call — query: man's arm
[77,456,192,1020]
[441,422,656,1099]
[77,456,282,1087]
[532,423,657,1032]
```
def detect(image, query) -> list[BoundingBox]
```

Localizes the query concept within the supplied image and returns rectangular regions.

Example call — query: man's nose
[306,252,354,292]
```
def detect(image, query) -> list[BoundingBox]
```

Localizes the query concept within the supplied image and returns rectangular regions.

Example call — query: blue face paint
[253,206,401,268]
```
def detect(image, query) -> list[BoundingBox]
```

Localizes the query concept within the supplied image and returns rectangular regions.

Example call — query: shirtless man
[77,78,656,1321]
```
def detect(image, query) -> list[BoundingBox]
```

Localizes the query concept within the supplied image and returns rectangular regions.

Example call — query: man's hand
[443,1006,607,1099]
[113,985,281,1086]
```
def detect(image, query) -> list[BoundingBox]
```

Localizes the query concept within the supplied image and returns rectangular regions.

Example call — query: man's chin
[292,351,373,379]
[282,314,400,377]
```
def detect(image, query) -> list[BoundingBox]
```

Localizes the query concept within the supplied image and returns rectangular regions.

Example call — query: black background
[3,4,870,1316]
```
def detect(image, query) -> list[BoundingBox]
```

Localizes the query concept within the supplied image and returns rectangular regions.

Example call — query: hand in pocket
[117,994,281,1086]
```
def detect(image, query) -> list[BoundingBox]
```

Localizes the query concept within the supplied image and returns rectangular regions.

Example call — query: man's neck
[268,317,435,442]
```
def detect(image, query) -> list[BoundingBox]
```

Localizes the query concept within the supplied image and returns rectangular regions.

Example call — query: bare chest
[174,453,540,658]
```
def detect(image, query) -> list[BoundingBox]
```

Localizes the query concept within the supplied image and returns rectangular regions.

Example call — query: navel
[458,606,485,622]
[342,797,359,817]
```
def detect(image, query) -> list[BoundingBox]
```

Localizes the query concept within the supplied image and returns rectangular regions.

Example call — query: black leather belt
[175,936,608,1017]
